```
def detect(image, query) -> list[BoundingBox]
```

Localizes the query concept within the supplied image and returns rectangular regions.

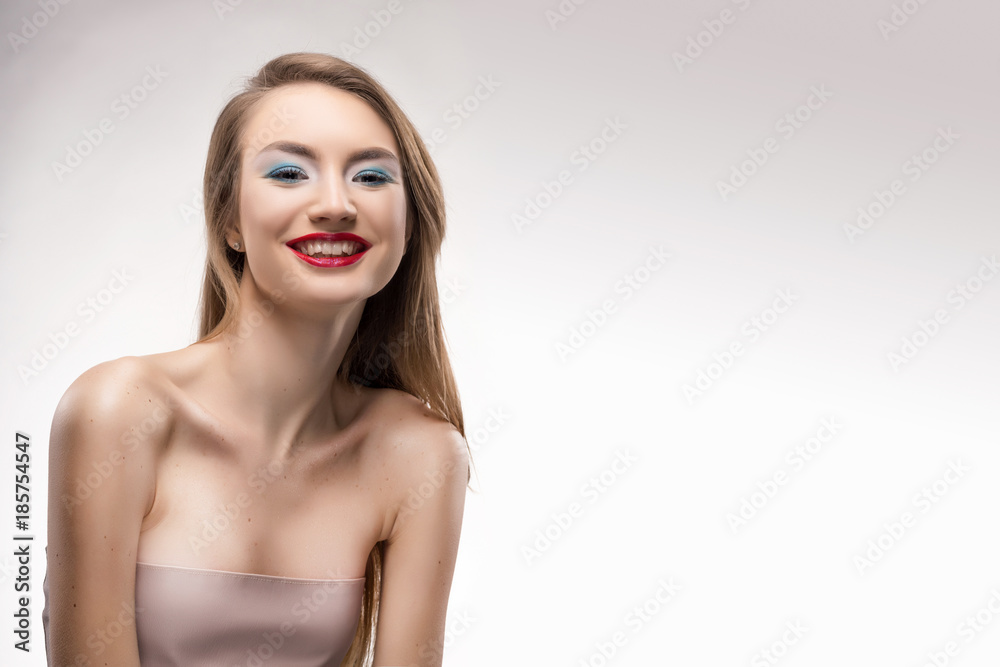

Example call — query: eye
[266,163,307,182]
[354,168,394,186]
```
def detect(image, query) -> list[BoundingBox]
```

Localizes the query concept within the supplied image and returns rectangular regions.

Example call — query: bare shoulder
[54,355,173,428]
[364,388,469,541]
[367,387,468,466]
[50,356,175,501]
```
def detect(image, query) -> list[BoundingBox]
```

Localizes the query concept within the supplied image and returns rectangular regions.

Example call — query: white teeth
[295,240,362,257]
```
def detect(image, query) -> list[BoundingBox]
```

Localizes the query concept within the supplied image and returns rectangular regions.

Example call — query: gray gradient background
[2,0,999,665]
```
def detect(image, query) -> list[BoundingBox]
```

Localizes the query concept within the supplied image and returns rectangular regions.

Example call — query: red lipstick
[285,232,371,268]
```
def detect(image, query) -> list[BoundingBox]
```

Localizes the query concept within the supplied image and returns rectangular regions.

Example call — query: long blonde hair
[195,52,468,666]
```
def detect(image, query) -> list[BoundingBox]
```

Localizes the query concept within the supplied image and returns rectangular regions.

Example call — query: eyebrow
[255,141,399,165]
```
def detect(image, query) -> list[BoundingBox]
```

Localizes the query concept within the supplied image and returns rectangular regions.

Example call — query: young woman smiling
[44,52,471,667]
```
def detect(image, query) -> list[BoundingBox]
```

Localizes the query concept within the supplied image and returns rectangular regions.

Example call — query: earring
[232,241,241,250]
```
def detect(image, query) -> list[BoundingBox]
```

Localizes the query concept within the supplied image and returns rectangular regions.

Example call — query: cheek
[239,183,296,236]
[370,193,408,241]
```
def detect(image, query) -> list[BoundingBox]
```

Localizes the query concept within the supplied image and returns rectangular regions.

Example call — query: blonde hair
[196,52,468,666]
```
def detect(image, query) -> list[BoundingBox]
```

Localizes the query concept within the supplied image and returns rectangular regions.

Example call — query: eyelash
[354,168,394,185]
[264,165,394,185]
[266,165,306,182]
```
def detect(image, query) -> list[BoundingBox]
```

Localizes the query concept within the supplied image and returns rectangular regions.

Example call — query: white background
[2,1,999,665]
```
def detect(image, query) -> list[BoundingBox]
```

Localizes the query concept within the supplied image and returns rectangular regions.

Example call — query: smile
[285,232,371,268]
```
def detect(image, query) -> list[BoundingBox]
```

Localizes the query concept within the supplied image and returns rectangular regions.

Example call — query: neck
[197,276,366,460]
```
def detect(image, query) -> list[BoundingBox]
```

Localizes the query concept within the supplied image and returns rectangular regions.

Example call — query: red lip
[285,232,371,268]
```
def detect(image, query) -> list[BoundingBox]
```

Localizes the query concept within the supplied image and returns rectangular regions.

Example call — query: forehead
[242,81,399,158]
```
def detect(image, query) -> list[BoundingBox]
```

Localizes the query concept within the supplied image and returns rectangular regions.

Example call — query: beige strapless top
[42,558,366,666]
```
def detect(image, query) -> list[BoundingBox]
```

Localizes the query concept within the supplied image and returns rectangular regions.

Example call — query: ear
[224,222,243,250]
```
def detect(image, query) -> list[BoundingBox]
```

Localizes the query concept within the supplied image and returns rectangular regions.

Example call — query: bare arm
[46,358,163,666]
[372,422,470,667]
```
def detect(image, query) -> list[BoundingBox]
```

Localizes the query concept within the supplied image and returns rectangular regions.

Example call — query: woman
[43,52,472,667]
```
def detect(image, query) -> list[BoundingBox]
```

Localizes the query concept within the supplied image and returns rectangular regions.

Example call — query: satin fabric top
[42,559,366,666]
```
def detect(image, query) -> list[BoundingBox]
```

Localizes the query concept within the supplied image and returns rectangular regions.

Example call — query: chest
[137,429,384,579]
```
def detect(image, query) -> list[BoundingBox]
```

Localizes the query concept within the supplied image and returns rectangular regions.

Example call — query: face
[231,82,409,313]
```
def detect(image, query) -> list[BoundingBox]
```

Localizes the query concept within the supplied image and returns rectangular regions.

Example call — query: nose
[307,174,356,224]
